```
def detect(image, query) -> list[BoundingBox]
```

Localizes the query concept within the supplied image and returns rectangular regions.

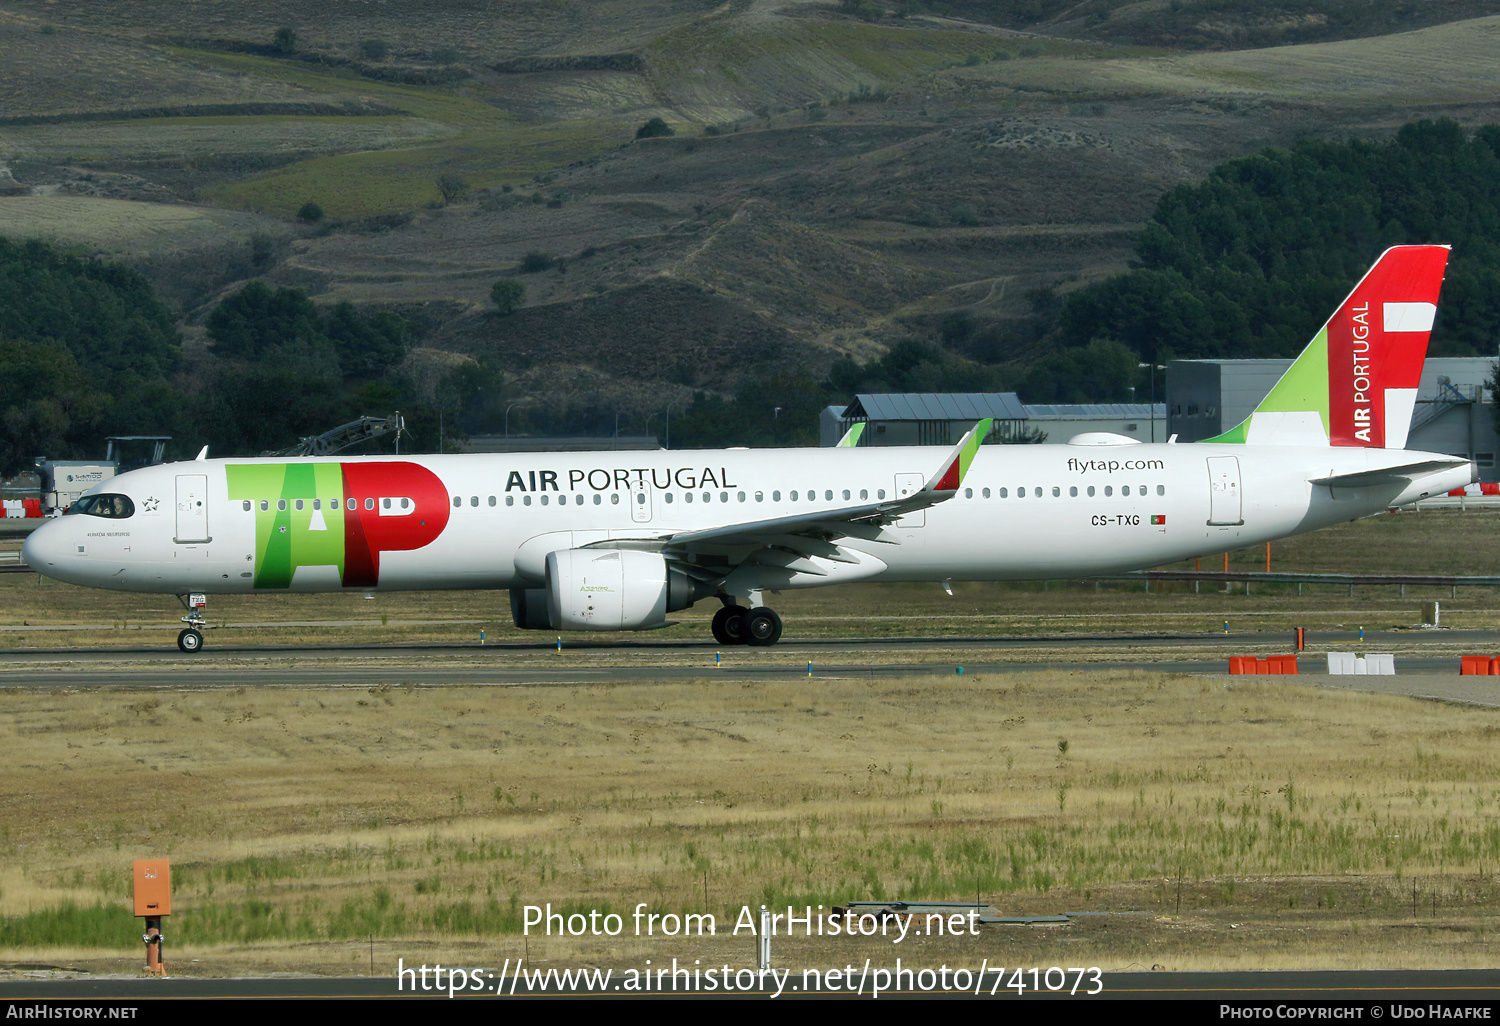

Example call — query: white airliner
[22,246,1474,652]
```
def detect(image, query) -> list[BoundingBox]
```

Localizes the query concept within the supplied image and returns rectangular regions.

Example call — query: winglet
[837,422,866,447]
[925,419,991,493]
[1206,245,1450,448]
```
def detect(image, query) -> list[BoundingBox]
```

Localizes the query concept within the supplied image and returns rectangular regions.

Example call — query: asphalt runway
[3,631,1500,706]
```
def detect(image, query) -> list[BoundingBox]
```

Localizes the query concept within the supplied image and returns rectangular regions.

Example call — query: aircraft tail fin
[1205,245,1450,448]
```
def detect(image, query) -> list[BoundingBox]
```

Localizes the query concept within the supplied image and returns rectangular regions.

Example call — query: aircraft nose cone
[21,519,68,577]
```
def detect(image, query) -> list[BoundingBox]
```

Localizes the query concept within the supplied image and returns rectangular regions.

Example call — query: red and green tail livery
[1206,245,1449,448]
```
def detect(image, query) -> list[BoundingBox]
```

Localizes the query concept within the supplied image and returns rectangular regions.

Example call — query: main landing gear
[710,603,783,647]
[176,593,207,653]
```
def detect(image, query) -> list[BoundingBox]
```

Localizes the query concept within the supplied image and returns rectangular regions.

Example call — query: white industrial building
[1167,357,1497,480]
[821,393,1165,446]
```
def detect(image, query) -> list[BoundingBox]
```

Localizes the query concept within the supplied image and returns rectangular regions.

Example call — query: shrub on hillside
[491,279,525,315]
[635,117,674,139]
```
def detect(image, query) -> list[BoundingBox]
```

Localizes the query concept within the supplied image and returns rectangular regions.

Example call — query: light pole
[504,400,531,452]
[1139,362,1165,442]
[664,395,685,451]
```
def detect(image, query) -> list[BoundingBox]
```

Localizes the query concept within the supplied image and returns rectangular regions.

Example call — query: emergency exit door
[894,472,925,528]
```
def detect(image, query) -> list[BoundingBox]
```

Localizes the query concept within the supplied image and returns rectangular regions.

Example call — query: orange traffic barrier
[1460,656,1498,675]
[1229,656,1298,675]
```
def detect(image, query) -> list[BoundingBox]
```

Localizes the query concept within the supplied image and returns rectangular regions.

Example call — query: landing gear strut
[176,592,207,653]
[710,602,783,646]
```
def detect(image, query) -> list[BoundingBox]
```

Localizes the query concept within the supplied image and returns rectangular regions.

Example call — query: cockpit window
[70,494,135,519]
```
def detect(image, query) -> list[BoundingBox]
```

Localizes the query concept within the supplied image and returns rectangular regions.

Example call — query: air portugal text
[503,466,739,493]
[1351,301,1375,442]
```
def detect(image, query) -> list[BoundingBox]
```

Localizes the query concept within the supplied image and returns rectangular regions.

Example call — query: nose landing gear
[176,592,207,653]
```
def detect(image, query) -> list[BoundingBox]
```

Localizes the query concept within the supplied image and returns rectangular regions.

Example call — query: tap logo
[226,462,450,588]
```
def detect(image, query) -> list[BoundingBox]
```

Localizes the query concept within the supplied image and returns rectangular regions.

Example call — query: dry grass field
[2,671,1498,977]
[2,510,1500,977]
[959,15,1500,105]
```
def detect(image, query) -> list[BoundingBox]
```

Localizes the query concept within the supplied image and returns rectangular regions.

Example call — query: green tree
[635,117,674,140]
[839,0,884,21]
[296,202,323,223]
[1015,340,1140,404]
[206,282,324,361]
[273,26,297,53]
[0,237,179,377]
[1060,120,1500,361]
[437,174,469,204]
[323,302,408,376]
[0,339,104,474]
[490,279,525,315]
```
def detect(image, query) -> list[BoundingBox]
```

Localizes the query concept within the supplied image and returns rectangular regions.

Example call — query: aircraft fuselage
[22,441,1471,597]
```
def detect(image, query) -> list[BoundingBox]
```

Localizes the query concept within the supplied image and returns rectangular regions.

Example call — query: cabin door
[1206,457,1244,526]
[175,474,211,543]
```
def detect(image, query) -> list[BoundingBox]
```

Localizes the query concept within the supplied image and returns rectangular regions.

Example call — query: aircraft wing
[586,419,991,573]
[836,422,866,447]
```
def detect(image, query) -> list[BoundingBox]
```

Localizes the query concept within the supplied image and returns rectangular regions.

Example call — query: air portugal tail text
[1329,245,1448,448]
[1208,245,1449,448]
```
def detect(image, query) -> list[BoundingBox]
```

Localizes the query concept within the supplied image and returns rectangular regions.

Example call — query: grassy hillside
[5,0,1500,428]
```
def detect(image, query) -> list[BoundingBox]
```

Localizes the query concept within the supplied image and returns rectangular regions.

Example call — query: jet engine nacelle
[510,549,710,631]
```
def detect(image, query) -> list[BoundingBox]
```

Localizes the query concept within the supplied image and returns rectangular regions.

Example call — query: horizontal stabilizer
[1310,457,1471,489]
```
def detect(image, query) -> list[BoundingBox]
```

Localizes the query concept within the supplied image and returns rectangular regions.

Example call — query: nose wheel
[176,592,208,653]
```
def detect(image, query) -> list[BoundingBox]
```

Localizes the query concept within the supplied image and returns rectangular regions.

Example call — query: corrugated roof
[844,393,1028,421]
[1023,403,1165,419]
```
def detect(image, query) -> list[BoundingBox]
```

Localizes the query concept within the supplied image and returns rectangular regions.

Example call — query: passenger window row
[240,484,1167,514]
[447,488,894,507]
[961,484,1168,499]
[240,497,410,512]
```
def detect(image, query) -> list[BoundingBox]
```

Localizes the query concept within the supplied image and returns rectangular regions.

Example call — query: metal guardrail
[1129,570,1500,588]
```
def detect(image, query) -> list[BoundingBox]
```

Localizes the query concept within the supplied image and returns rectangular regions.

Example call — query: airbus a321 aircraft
[23,245,1474,652]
